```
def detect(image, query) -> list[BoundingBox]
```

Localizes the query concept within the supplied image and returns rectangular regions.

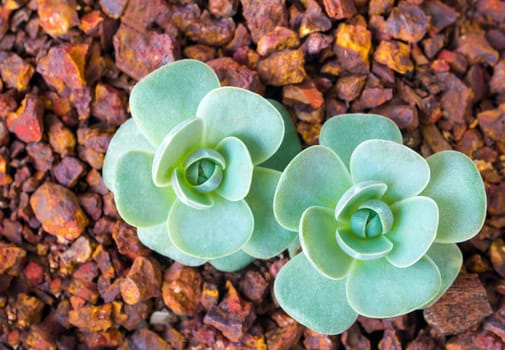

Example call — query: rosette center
[183,148,226,193]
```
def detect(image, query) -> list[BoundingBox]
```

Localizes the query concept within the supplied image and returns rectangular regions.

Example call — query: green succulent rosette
[103,59,300,271]
[273,114,487,334]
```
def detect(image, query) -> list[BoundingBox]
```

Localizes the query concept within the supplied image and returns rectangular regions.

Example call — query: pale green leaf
[209,250,255,272]
[114,151,175,227]
[137,223,206,266]
[350,140,430,203]
[334,181,388,223]
[274,253,358,335]
[171,169,213,210]
[300,206,353,279]
[168,197,254,259]
[421,243,463,307]
[197,87,284,164]
[421,151,487,243]
[243,167,298,259]
[274,146,352,231]
[320,113,402,169]
[130,59,220,146]
[385,196,438,268]
[336,228,393,260]
[259,99,301,171]
[347,256,441,317]
[103,119,154,192]
[215,137,254,201]
[152,118,204,186]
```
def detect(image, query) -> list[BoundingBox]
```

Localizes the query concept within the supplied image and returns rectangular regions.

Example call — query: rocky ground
[1,0,505,349]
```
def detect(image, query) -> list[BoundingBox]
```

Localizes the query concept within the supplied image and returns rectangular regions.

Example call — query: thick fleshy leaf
[274,253,358,335]
[421,243,463,307]
[168,197,254,259]
[320,113,402,169]
[130,59,220,146]
[137,223,206,266]
[334,181,388,223]
[103,119,154,192]
[114,152,175,227]
[171,169,213,210]
[243,167,297,259]
[347,256,441,317]
[274,146,353,231]
[385,196,438,268]
[350,140,430,203]
[152,118,204,186]
[197,87,284,164]
[336,228,393,260]
[215,137,253,201]
[421,151,487,243]
[259,99,301,171]
[300,206,353,279]
[209,250,255,272]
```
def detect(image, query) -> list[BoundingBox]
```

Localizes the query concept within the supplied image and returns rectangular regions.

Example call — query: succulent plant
[273,114,487,334]
[103,59,300,271]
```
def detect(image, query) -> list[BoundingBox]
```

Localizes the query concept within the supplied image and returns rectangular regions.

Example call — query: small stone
[257,49,306,86]
[78,193,102,221]
[162,263,202,316]
[113,23,179,80]
[421,124,452,153]
[353,87,393,110]
[369,0,394,15]
[301,33,332,55]
[257,27,299,56]
[53,157,86,188]
[91,83,127,127]
[207,57,264,94]
[239,270,268,303]
[201,282,219,311]
[240,0,288,43]
[422,34,445,59]
[185,11,235,46]
[120,256,162,304]
[15,293,45,328]
[183,44,216,61]
[341,324,370,350]
[99,0,128,19]
[68,304,113,332]
[204,280,254,342]
[209,0,238,17]
[439,72,473,129]
[37,0,79,36]
[131,328,171,350]
[334,18,372,74]
[374,40,414,74]
[422,0,458,34]
[112,221,150,259]
[297,121,321,145]
[6,94,44,143]
[30,182,89,240]
[372,103,419,130]
[27,142,54,172]
[0,54,34,91]
[457,32,499,66]
[283,79,324,110]
[0,243,26,275]
[490,61,505,94]
[386,3,429,43]
[424,274,493,335]
[478,103,505,142]
[490,239,505,278]
[266,322,303,350]
[379,329,402,350]
[299,5,332,38]
[322,0,357,19]
[303,329,339,350]
[47,116,75,157]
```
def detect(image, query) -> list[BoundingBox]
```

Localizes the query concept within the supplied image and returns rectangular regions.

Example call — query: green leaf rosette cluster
[103,60,300,272]
[273,114,487,335]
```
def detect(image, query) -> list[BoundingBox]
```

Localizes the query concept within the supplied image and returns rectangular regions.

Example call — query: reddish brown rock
[257,27,299,56]
[301,33,333,55]
[204,281,255,342]
[369,0,394,15]
[422,34,445,59]
[68,304,113,332]
[78,193,102,221]
[283,79,324,110]
[424,274,493,335]
[207,57,264,94]
[439,72,473,129]
[113,23,179,80]
[336,75,366,101]
[0,243,26,275]
[297,121,321,145]
[487,184,505,217]
[303,329,339,349]
[131,328,171,350]
[299,5,332,38]
[379,329,402,350]
[374,40,414,74]
[257,49,306,86]
[239,270,268,303]
[386,3,429,43]
[201,282,219,311]
[334,18,372,74]
[266,322,303,350]
[0,54,34,91]
[323,0,356,19]
[490,61,505,94]
[37,0,79,36]
[112,221,150,259]
[240,0,288,43]
[422,0,458,34]
[120,256,162,305]
[91,83,127,127]
[476,0,505,25]
[6,94,44,143]
[373,103,419,130]
[53,157,86,188]
[457,33,499,66]
[421,124,452,153]
[15,293,45,328]
[99,0,128,19]
[30,182,89,240]
[27,142,54,172]
[162,263,202,316]
[353,87,393,110]
[183,44,216,61]
[185,11,235,46]
[209,0,238,17]
[478,104,505,142]
[490,239,505,278]
[342,324,370,350]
